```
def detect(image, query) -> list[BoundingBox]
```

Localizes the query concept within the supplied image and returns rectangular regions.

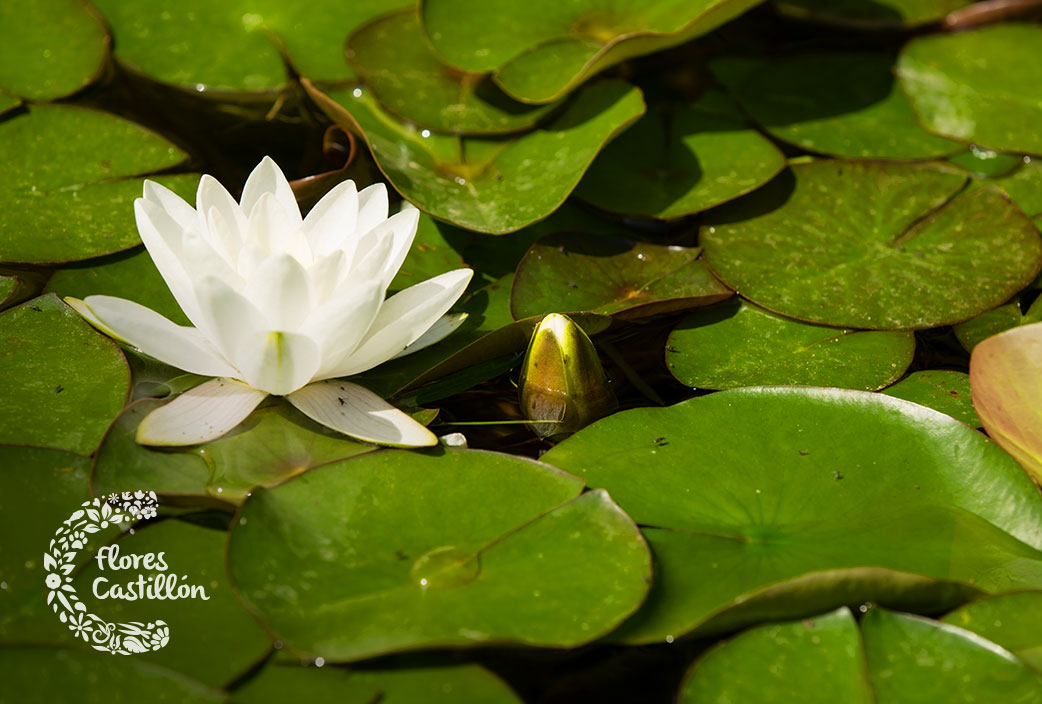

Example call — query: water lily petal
[243,253,313,331]
[134,198,202,326]
[242,330,322,396]
[304,279,385,378]
[345,227,395,283]
[181,229,244,291]
[142,180,197,233]
[240,155,301,225]
[391,313,469,360]
[192,275,270,371]
[136,378,267,446]
[286,380,437,447]
[308,250,347,303]
[355,182,389,236]
[357,207,420,287]
[302,180,359,257]
[196,174,247,242]
[248,192,312,265]
[74,295,237,377]
[329,268,473,377]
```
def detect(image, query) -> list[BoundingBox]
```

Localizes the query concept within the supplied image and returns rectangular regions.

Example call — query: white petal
[134,198,202,326]
[191,275,270,371]
[136,378,267,446]
[243,331,322,395]
[77,295,237,377]
[247,193,312,265]
[391,313,468,360]
[142,180,197,232]
[355,208,419,287]
[302,180,358,258]
[237,242,267,280]
[355,182,388,236]
[196,174,248,244]
[244,254,313,331]
[346,227,395,283]
[308,250,347,303]
[181,229,244,291]
[240,156,301,225]
[326,269,473,377]
[286,381,436,447]
[303,279,385,378]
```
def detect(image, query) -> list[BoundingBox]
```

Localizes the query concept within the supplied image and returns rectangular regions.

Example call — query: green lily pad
[776,0,970,27]
[0,0,109,100]
[421,0,766,103]
[0,104,198,264]
[880,371,978,427]
[949,147,1023,179]
[46,247,189,325]
[0,92,19,115]
[943,592,1042,673]
[576,92,786,218]
[898,23,1042,156]
[542,387,1042,644]
[90,0,406,93]
[228,449,651,661]
[93,400,374,507]
[0,647,224,703]
[679,608,872,703]
[235,662,521,704]
[0,295,129,456]
[347,10,559,134]
[389,211,467,292]
[732,53,961,159]
[955,296,1042,352]
[0,268,49,311]
[862,609,1042,702]
[666,300,915,391]
[987,157,1042,220]
[701,160,1042,330]
[511,233,732,320]
[306,79,645,233]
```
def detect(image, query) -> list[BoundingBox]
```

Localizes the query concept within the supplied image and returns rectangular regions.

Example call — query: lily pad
[0,104,198,264]
[732,53,962,159]
[421,0,767,103]
[776,0,971,27]
[0,295,129,456]
[511,233,732,320]
[576,92,786,218]
[880,370,978,427]
[666,300,915,391]
[389,211,467,292]
[0,268,49,311]
[46,247,189,325]
[228,449,651,661]
[898,23,1042,156]
[542,387,1042,643]
[987,157,1042,220]
[701,160,1042,330]
[0,646,224,703]
[235,662,521,704]
[949,147,1023,179]
[955,298,1042,352]
[0,92,19,115]
[90,0,407,92]
[347,10,560,134]
[943,592,1042,673]
[305,79,645,233]
[0,0,109,100]
[92,400,374,507]
[969,321,1042,484]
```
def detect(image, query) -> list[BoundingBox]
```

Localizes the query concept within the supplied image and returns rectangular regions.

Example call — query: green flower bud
[518,313,617,438]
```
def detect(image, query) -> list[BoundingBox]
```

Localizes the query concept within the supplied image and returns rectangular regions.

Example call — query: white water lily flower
[67,157,472,447]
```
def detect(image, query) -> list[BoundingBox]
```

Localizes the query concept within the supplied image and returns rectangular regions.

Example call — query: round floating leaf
[861,609,1042,702]
[93,400,374,507]
[347,10,560,135]
[236,662,521,704]
[955,298,1042,352]
[880,371,978,427]
[0,0,109,100]
[229,449,651,661]
[0,268,49,311]
[949,147,1023,179]
[987,157,1042,220]
[679,608,872,704]
[0,647,223,703]
[666,300,914,391]
[576,92,785,218]
[701,160,1042,329]
[46,247,188,325]
[898,24,1042,156]
[306,79,645,233]
[542,387,1042,643]
[91,0,406,92]
[0,104,198,264]
[732,53,961,159]
[0,295,129,455]
[0,92,19,115]
[511,233,732,320]
[421,0,766,103]
[943,592,1042,673]
[776,0,971,27]
[970,322,1042,484]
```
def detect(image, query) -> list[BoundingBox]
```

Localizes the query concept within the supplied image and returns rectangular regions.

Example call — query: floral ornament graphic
[44,491,169,655]
[67,157,473,448]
